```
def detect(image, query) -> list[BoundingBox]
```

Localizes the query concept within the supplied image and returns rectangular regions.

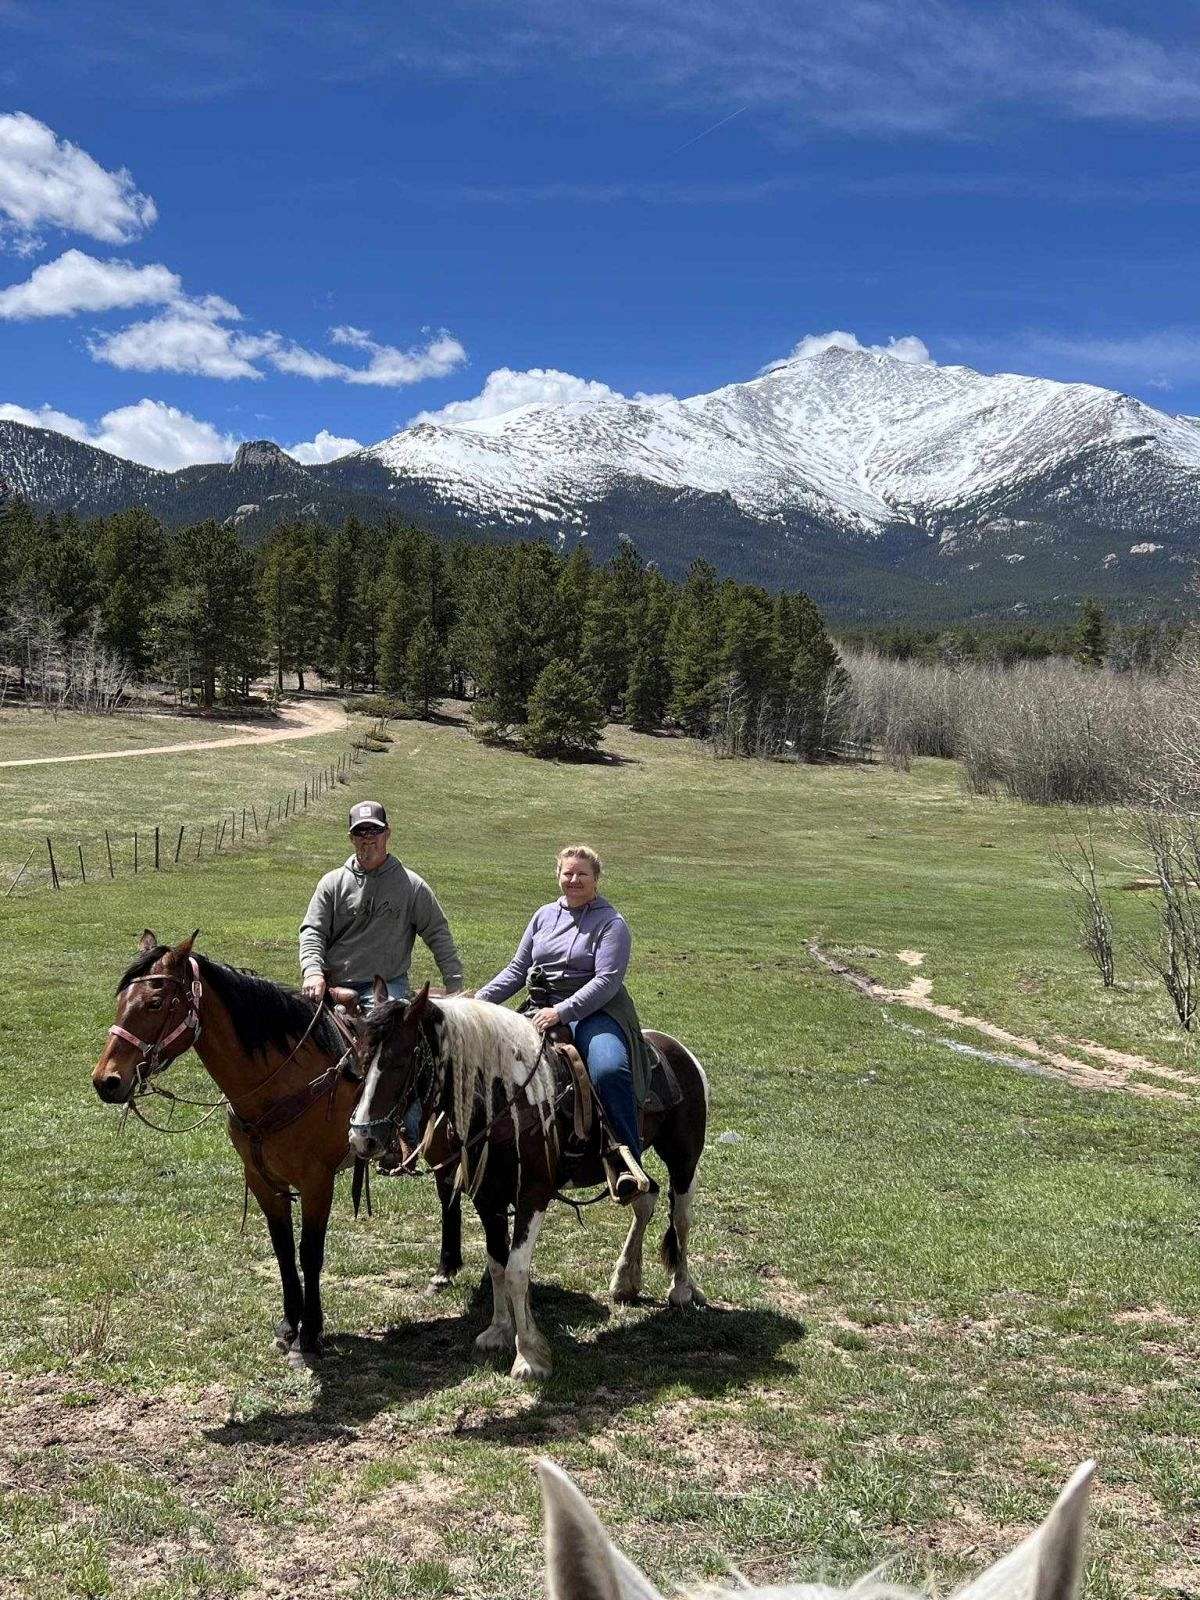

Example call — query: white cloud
[0,249,183,319]
[0,398,237,469]
[0,112,156,249]
[771,330,934,368]
[89,308,277,380]
[324,325,467,387]
[89,302,467,388]
[412,365,670,426]
[287,428,364,464]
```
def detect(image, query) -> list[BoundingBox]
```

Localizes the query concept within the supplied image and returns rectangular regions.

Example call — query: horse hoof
[668,1283,705,1310]
[610,1275,642,1305]
[286,1346,320,1372]
[474,1325,515,1358]
[511,1350,551,1382]
[274,1321,298,1351]
[424,1273,454,1297]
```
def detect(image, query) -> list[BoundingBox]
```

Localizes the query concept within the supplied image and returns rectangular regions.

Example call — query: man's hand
[533,1006,562,1033]
[302,973,327,1004]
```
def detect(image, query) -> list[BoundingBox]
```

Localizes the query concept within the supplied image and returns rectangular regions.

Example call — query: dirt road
[0,699,348,770]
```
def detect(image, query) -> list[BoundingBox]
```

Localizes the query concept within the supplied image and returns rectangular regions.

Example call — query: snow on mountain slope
[359,345,1200,533]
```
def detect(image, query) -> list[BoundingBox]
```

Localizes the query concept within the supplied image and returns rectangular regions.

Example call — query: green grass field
[0,708,1196,1599]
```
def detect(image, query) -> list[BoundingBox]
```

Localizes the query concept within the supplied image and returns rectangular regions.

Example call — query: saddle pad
[641,1039,683,1116]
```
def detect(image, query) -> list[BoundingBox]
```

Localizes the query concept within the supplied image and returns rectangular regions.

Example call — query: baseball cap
[348,800,388,831]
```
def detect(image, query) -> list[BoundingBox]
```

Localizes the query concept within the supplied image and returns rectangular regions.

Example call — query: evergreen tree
[257,524,311,691]
[1074,596,1109,669]
[95,507,168,673]
[317,519,361,688]
[666,559,721,734]
[405,616,448,717]
[159,521,262,707]
[551,545,592,665]
[471,543,560,736]
[523,659,605,758]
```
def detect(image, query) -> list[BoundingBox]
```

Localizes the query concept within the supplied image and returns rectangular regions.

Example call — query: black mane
[117,947,342,1060]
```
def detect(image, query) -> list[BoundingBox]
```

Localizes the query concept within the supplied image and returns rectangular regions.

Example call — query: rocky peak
[233,439,288,471]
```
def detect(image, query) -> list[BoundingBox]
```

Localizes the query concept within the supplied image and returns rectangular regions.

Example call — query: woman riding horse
[474,844,650,1203]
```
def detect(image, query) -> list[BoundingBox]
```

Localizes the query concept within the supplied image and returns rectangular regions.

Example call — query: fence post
[154,826,160,871]
[196,825,204,859]
[304,781,309,809]
[216,819,225,851]
[47,837,60,890]
[5,845,36,898]
[175,824,185,863]
[105,829,114,879]
[133,832,139,874]
[77,842,86,883]
[252,806,259,834]
[241,806,247,841]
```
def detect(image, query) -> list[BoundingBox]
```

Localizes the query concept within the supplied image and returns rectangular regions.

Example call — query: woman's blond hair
[556,843,602,878]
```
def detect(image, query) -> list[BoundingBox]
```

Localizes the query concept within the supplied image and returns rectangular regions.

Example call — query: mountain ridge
[4,348,1199,621]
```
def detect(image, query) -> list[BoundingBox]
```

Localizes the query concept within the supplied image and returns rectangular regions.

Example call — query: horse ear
[537,1460,663,1600]
[955,1461,1094,1600]
[175,930,199,958]
[372,975,390,1007]
[139,929,157,953]
[405,981,432,1025]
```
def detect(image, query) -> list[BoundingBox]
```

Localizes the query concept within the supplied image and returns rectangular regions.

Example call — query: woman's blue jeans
[573,1010,641,1156]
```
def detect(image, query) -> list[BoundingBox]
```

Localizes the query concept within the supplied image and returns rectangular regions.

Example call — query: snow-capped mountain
[357,344,1200,534]
[5,346,1200,620]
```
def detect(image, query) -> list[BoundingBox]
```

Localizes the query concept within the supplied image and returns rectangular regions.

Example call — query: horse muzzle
[93,1061,135,1104]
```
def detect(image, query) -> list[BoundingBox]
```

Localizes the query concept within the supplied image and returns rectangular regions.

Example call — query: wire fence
[5,718,392,898]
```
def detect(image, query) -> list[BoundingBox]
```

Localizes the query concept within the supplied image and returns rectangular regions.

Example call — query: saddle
[545,1029,682,1141]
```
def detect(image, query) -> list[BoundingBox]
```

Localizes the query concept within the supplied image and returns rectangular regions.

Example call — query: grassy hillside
[0,714,1195,1598]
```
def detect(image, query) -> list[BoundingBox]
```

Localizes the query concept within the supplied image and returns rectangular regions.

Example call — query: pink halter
[108,956,203,1079]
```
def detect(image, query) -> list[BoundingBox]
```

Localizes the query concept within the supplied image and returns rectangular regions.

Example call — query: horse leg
[246,1170,303,1351]
[472,1204,515,1357]
[506,1200,551,1382]
[294,1173,335,1364]
[610,1185,658,1304]
[427,1167,464,1294]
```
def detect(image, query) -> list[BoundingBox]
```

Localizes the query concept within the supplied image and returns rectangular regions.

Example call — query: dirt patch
[809,943,1194,1103]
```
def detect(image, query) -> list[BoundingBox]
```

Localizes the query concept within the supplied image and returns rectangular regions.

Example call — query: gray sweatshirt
[299,854,463,990]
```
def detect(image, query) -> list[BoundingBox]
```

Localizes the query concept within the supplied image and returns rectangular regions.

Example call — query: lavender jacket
[476,894,651,1102]
[475,895,629,1024]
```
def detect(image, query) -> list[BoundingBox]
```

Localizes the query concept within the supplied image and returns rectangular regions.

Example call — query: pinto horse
[348,982,708,1381]
[91,931,463,1364]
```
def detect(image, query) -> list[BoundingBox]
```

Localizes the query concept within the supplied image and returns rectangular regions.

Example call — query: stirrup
[604,1144,652,1204]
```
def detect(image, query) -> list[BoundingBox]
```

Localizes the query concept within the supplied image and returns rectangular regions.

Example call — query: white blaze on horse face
[349,1043,384,1143]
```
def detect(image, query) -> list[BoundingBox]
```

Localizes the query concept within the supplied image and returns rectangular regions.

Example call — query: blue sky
[3,0,1200,467]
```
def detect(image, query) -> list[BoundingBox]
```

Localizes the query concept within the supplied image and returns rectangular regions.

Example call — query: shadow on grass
[206,1284,804,1448]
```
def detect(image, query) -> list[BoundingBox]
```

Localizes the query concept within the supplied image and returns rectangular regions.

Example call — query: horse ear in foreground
[537,1458,1096,1600]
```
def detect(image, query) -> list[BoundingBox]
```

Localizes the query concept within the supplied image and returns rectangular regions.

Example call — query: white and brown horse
[349,984,709,1380]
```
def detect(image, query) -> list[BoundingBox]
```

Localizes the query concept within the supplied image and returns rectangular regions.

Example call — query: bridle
[108,957,203,1089]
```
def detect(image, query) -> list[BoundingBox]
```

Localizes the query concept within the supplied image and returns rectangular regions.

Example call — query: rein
[365,1027,565,1184]
[112,959,357,1139]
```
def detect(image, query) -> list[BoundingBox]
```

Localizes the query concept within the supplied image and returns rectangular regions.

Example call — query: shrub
[522,661,605,759]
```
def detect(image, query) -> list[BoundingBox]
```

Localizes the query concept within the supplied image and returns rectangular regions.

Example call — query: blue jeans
[573,1010,640,1156]
[349,977,409,1014]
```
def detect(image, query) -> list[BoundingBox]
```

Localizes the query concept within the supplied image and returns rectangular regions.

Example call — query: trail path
[0,699,347,770]
[811,942,1198,1103]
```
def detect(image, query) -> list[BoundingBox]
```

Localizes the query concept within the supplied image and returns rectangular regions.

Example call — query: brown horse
[349,983,709,1381]
[91,931,464,1364]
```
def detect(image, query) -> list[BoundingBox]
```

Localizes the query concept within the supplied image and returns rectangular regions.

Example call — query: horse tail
[660,1199,681,1273]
